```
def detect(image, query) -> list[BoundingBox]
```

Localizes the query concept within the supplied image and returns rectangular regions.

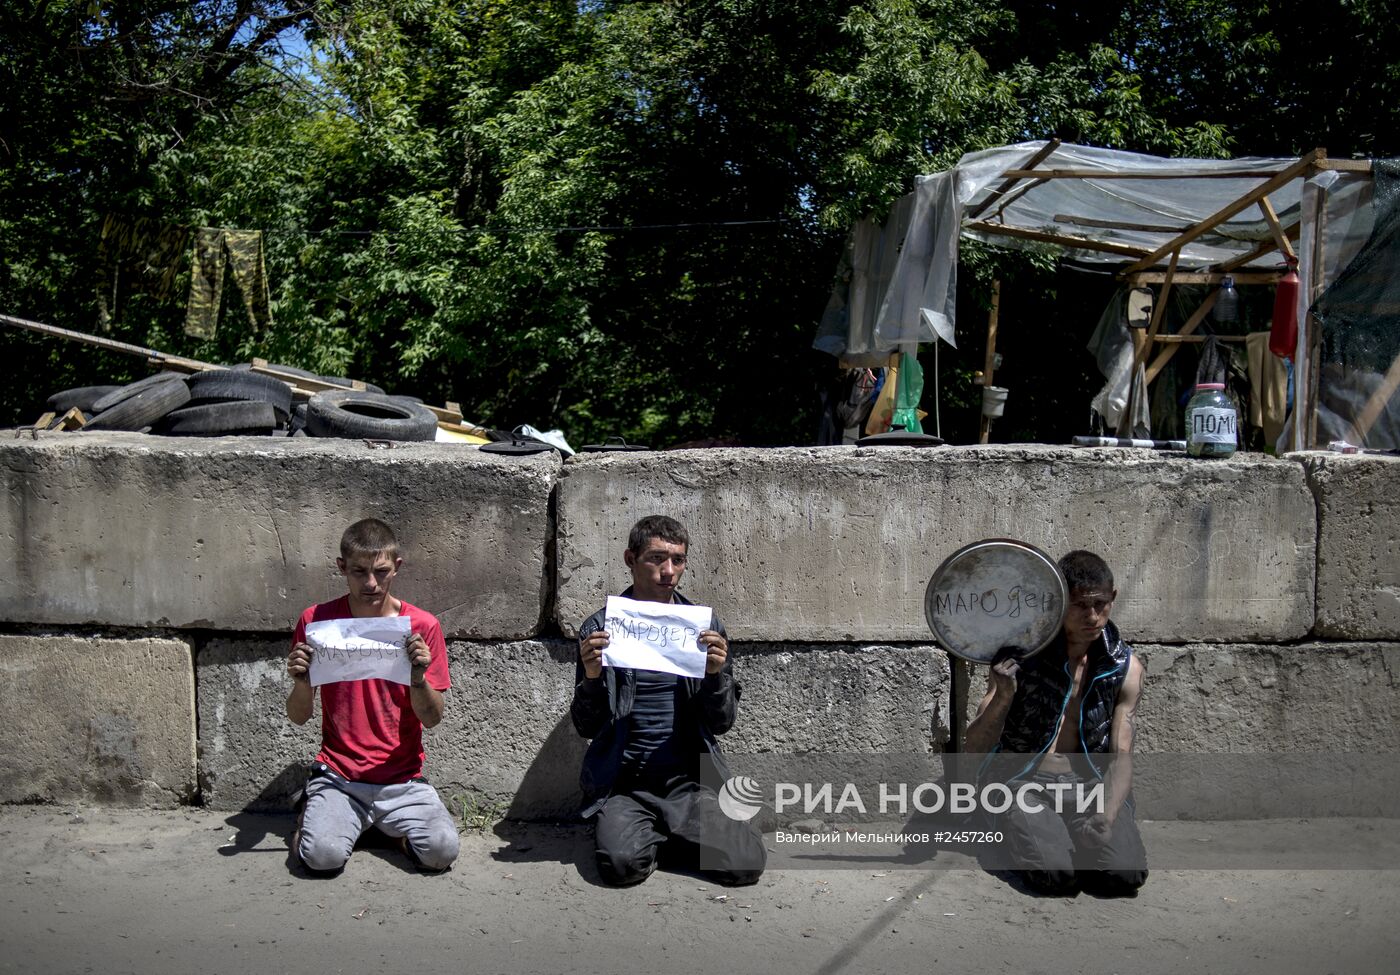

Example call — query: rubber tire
[85,379,191,431]
[153,400,279,436]
[186,370,293,418]
[46,385,121,414]
[91,372,185,413]
[305,390,437,441]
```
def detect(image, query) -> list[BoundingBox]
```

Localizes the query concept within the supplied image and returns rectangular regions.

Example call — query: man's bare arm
[410,682,445,728]
[406,632,445,728]
[963,656,1020,754]
[286,642,315,725]
[1100,654,1144,824]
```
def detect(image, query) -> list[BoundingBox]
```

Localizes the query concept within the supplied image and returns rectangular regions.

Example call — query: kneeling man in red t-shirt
[285,518,459,873]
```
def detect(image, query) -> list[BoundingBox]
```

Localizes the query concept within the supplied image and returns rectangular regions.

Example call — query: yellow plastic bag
[864,355,900,436]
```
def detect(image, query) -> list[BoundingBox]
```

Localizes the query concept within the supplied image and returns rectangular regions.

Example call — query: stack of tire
[45,368,439,442]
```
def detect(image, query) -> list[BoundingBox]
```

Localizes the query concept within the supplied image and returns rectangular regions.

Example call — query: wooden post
[979,280,1001,443]
[1258,195,1298,262]
[1299,177,1330,450]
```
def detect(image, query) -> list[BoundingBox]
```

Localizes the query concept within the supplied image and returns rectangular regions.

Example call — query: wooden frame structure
[960,145,1375,448]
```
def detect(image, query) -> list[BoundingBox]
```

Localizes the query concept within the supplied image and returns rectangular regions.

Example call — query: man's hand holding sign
[586,596,725,679]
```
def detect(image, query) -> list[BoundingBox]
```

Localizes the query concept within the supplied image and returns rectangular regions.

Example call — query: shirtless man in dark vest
[964,549,1148,896]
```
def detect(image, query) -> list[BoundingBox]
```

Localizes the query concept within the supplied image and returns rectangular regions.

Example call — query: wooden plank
[52,407,88,430]
[422,403,466,425]
[1257,195,1297,261]
[965,221,1153,258]
[1144,290,1219,384]
[1121,150,1325,276]
[965,140,1062,220]
[250,358,367,393]
[1052,214,1189,234]
[1303,179,1331,450]
[978,279,1002,444]
[1314,158,1373,174]
[1126,271,1282,285]
[1219,221,1303,271]
[248,362,467,425]
[989,177,1050,220]
[1151,334,1248,344]
[1352,352,1400,444]
[2,312,163,361]
[437,419,492,439]
[146,355,222,374]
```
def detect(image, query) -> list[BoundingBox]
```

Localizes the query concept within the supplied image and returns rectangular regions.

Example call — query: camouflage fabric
[95,215,190,331]
[184,228,273,338]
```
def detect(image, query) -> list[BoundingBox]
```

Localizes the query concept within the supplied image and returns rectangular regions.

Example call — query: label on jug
[1188,407,1237,444]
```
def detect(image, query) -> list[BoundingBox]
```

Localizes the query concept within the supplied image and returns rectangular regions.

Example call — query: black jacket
[570,587,740,816]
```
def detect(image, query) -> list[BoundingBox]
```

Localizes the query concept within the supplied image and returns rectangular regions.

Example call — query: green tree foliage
[3,1,1397,443]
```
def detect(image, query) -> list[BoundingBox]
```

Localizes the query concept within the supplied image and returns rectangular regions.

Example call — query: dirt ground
[1,806,1397,975]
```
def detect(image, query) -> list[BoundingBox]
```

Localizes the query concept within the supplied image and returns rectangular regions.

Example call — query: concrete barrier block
[556,446,1316,643]
[724,644,951,754]
[1133,642,1400,752]
[196,637,321,811]
[1300,453,1400,639]
[0,433,557,638]
[958,642,1400,752]
[0,633,195,805]
[956,642,1400,818]
[433,640,585,821]
[199,637,950,820]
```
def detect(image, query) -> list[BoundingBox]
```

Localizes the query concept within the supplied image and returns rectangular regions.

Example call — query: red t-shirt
[291,595,450,783]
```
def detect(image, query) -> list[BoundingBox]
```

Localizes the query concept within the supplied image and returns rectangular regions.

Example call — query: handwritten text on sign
[931,586,1056,618]
[601,595,711,678]
[306,615,412,687]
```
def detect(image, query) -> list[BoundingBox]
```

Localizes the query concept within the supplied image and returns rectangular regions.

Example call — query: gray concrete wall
[197,637,950,819]
[3,437,1399,815]
[958,642,1400,751]
[956,642,1400,818]
[1301,452,1400,640]
[0,433,556,639]
[555,446,1316,644]
[0,633,196,805]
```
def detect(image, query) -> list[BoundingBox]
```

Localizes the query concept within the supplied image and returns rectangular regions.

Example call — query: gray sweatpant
[297,771,460,872]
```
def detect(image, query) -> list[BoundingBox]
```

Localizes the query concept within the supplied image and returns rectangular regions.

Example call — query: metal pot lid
[479,438,556,455]
[924,538,1067,664]
[855,430,945,447]
[579,436,650,452]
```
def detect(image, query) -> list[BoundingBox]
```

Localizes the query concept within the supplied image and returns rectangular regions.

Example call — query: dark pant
[998,771,1148,896]
[593,777,766,887]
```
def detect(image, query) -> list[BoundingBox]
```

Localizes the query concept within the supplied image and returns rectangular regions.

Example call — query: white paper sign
[601,596,711,678]
[306,615,413,687]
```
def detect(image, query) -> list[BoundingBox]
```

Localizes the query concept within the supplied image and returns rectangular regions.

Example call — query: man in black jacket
[571,515,765,887]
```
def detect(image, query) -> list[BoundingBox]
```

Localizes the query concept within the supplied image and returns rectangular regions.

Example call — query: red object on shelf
[1270,258,1300,358]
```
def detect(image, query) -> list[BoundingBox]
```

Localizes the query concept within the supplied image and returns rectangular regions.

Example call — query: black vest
[989,621,1132,779]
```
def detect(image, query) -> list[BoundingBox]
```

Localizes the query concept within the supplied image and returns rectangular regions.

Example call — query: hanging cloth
[184,228,273,338]
[1246,332,1289,447]
[95,215,190,331]
[889,350,926,434]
